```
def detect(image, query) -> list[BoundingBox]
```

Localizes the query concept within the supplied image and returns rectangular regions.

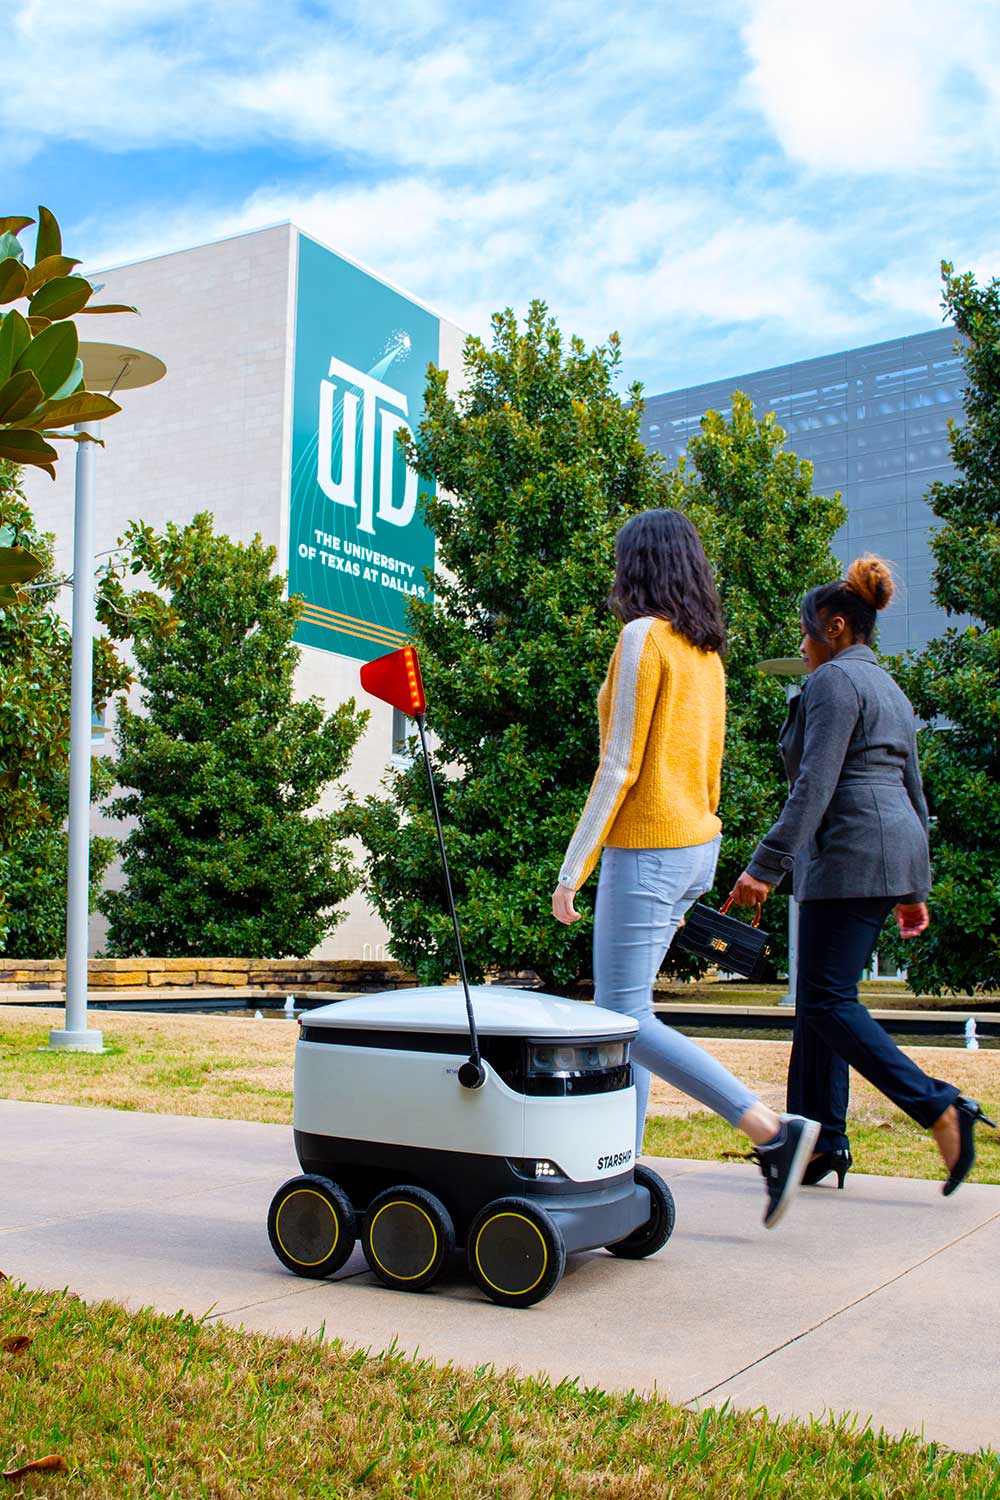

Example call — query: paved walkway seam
[205,1265,373,1323]
[686,1206,1000,1408]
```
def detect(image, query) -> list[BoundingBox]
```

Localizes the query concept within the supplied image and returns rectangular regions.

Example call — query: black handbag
[673,896,772,981]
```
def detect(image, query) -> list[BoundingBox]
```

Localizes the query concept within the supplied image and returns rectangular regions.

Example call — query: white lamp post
[48,343,166,1052]
[755,657,808,1010]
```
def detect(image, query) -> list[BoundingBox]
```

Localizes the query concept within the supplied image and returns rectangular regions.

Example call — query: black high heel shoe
[942,1097,997,1197]
[801,1148,852,1189]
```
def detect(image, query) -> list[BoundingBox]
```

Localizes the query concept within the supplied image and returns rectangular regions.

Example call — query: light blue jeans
[594,840,758,1152]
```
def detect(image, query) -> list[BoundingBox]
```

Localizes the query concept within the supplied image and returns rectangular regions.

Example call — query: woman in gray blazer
[730,556,994,1196]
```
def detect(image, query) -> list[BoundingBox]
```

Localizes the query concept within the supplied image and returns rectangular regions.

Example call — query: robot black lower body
[268,1129,674,1308]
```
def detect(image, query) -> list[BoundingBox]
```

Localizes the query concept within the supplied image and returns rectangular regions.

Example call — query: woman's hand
[895,902,930,938]
[729,871,773,908]
[552,883,581,925]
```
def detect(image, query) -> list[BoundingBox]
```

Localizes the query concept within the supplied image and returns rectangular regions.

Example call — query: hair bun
[846,554,894,610]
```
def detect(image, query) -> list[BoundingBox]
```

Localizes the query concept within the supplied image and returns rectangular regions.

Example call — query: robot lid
[301,985,638,1041]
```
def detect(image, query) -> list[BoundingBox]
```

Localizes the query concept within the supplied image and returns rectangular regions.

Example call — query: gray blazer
[747,645,932,903]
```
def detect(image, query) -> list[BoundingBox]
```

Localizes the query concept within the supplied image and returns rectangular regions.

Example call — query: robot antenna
[360,648,485,1089]
[414,714,485,1088]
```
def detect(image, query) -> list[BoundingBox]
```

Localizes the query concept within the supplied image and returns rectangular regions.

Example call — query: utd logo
[317,354,419,535]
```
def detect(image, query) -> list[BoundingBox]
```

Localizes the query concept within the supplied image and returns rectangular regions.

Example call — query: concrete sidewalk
[2,1099,998,1453]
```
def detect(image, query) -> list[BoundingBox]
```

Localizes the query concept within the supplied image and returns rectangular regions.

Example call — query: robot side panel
[294,1043,526,1157]
[523,1086,639,1184]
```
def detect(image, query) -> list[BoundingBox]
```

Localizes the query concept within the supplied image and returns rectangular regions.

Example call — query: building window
[392,707,413,763]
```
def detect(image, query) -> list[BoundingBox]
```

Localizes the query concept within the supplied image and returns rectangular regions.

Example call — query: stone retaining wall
[0,957,415,993]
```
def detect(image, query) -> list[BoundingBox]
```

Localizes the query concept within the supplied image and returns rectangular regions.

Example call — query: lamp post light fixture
[48,343,166,1053]
[755,657,808,1010]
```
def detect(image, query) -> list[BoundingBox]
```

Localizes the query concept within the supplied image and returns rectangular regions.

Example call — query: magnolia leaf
[30,392,120,430]
[0,231,25,264]
[77,303,138,316]
[0,369,45,425]
[0,547,44,584]
[2,1454,69,1480]
[48,357,85,403]
[0,311,31,384]
[0,429,58,467]
[24,255,81,296]
[0,259,28,306]
[34,205,62,264]
[29,275,93,323]
[0,217,34,236]
[0,1335,33,1354]
[13,319,78,399]
[0,583,18,604]
[26,316,52,334]
[41,431,104,447]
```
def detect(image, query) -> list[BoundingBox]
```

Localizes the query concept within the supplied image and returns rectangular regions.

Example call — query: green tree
[1,764,116,957]
[889,264,1000,994]
[101,513,368,957]
[343,304,666,987]
[664,393,846,972]
[0,461,133,946]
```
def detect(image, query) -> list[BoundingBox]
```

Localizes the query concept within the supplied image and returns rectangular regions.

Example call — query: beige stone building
[23,223,466,957]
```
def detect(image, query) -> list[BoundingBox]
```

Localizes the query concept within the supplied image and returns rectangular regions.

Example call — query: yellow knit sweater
[558,617,725,890]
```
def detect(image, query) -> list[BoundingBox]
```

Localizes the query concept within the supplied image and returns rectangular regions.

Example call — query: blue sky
[5,0,998,393]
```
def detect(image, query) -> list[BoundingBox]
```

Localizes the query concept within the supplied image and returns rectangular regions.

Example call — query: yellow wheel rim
[368,1200,439,1282]
[275,1188,339,1267]
[473,1212,548,1296]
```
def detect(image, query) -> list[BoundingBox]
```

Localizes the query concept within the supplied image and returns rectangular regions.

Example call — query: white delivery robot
[267,648,674,1307]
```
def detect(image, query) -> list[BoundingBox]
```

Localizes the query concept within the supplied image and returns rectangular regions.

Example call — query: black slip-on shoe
[757,1114,821,1229]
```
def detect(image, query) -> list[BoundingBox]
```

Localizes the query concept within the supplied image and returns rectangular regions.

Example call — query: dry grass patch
[0,1006,296,1124]
[1,1281,997,1499]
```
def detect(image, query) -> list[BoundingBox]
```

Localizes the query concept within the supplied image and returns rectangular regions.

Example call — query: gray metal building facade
[640,326,964,653]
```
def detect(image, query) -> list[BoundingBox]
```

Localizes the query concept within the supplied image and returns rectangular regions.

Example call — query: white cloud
[743,0,1000,174]
[10,0,998,394]
[867,266,944,322]
[3,0,729,173]
[866,242,1000,324]
[79,177,867,395]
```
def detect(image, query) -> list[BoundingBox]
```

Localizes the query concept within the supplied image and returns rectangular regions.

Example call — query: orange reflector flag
[359,646,426,717]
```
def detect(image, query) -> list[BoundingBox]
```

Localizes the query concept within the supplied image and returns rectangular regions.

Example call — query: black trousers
[787,897,959,1153]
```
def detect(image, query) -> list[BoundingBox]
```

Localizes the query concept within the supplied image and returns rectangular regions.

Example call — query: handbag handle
[721,895,763,929]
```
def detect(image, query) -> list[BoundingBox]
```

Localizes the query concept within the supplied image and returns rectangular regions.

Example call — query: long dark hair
[801,555,894,646]
[609,508,727,654]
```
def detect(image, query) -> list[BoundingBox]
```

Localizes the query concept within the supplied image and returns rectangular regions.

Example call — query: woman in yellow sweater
[552,509,819,1229]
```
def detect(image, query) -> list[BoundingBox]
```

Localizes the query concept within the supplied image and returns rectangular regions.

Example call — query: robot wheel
[605,1164,675,1260]
[466,1197,566,1308]
[267,1174,356,1278]
[361,1185,455,1292]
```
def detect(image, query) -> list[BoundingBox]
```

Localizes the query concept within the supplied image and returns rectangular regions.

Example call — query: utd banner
[288,233,438,662]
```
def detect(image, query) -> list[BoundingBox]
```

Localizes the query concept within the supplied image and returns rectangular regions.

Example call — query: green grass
[0,1006,298,1123]
[1,1281,997,1498]
[642,1111,1000,1184]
